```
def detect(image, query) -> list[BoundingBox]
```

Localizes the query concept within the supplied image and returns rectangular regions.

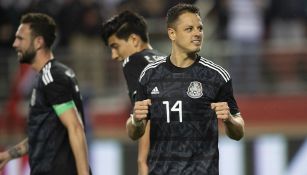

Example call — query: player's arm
[223,113,244,140]
[126,99,151,140]
[53,101,90,175]
[137,120,150,175]
[0,138,28,170]
[211,102,245,140]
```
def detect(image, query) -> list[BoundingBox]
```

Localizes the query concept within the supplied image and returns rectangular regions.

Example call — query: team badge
[187,81,203,98]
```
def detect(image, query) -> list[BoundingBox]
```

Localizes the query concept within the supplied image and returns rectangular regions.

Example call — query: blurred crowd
[0,0,307,96]
[0,0,200,48]
[1,0,307,48]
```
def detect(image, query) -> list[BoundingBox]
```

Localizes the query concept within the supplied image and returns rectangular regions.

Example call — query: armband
[53,100,75,117]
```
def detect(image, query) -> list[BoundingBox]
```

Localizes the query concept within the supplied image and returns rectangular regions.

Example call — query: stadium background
[0,0,307,174]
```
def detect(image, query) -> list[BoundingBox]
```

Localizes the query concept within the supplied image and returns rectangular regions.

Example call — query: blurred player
[131,3,245,174]
[101,10,165,175]
[0,13,91,175]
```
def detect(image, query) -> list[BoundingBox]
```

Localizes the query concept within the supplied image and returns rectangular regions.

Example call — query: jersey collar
[166,54,200,73]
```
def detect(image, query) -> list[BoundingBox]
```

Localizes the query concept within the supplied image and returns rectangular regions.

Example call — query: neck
[31,49,54,72]
[170,49,197,68]
[138,42,152,52]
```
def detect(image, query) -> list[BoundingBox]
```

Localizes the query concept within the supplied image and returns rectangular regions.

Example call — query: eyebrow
[109,43,118,48]
[15,35,23,39]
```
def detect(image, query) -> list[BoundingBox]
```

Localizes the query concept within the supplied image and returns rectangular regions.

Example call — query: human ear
[34,36,44,50]
[168,28,176,41]
[130,34,139,47]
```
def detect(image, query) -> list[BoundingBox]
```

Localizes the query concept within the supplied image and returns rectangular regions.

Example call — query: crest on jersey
[187,81,203,98]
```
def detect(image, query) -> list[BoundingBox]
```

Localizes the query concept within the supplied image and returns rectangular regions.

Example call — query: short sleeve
[43,71,72,105]
[135,82,151,119]
[216,80,240,115]
[123,57,148,104]
[135,82,148,102]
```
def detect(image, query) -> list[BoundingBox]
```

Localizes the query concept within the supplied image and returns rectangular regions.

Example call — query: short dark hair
[21,13,56,49]
[166,3,200,28]
[101,10,149,46]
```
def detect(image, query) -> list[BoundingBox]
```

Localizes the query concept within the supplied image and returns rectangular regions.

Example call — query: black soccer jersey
[137,55,240,175]
[123,49,165,104]
[28,59,86,175]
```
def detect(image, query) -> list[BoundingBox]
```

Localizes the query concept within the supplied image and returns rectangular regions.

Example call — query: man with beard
[0,13,91,175]
[131,4,245,174]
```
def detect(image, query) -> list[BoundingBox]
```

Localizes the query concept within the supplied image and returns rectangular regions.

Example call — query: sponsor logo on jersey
[75,85,79,92]
[65,70,75,78]
[151,87,160,95]
[187,81,203,98]
[30,89,36,106]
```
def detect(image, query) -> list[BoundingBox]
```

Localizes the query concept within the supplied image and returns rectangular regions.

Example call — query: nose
[12,39,18,48]
[194,29,202,37]
[111,49,119,60]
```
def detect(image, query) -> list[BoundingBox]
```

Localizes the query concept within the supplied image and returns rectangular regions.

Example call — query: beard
[19,45,37,64]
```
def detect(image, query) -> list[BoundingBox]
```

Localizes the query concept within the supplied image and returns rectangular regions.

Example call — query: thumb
[211,103,216,110]
[145,99,151,106]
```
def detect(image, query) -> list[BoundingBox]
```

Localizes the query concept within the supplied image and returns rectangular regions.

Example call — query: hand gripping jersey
[28,59,89,175]
[137,55,240,175]
[122,49,165,104]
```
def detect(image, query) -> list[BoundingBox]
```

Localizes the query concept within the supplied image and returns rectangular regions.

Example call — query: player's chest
[146,77,217,123]
[29,79,48,108]
[146,77,219,101]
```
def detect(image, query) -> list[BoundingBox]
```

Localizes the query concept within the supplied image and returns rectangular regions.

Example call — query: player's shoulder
[124,49,165,67]
[197,56,231,82]
[138,56,167,82]
[41,59,75,86]
[135,49,164,59]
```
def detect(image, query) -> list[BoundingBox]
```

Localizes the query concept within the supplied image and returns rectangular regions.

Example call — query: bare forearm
[68,127,90,175]
[137,121,150,175]
[8,138,28,159]
[224,115,245,140]
[126,117,146,140]
[138,162,148,175]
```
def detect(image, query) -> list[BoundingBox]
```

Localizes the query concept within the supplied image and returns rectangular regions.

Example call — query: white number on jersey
[162,100,182,123]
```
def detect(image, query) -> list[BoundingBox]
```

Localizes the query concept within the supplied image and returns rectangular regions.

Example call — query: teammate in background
[0,13,91,175]
[131,3,245,174]
[101,11,164,175]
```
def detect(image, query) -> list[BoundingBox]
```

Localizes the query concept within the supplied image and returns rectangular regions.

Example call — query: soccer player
[131,3,245,174]
[101,11,164,175]
[0,13,91,175]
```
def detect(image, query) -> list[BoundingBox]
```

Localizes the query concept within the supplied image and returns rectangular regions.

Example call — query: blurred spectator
[79,3,103,37]
[264,0,307,40]
[226,0,265,93]
[297,56,307,87]
[0,8,14,48]
[138,0,166,18]
[56,0,84,46]
[117,0,198,18]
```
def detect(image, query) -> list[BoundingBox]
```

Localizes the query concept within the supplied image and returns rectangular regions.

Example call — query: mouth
[16,50,22,58]
[192,40,202,45]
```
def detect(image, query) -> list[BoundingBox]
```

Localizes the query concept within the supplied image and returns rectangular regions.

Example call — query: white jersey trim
[199,57,230,82]
[139,58,166,82]
[42,62,54,85]
[122,56,130,67]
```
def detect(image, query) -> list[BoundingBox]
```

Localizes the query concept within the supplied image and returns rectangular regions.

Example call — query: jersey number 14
[162,100,182,123]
